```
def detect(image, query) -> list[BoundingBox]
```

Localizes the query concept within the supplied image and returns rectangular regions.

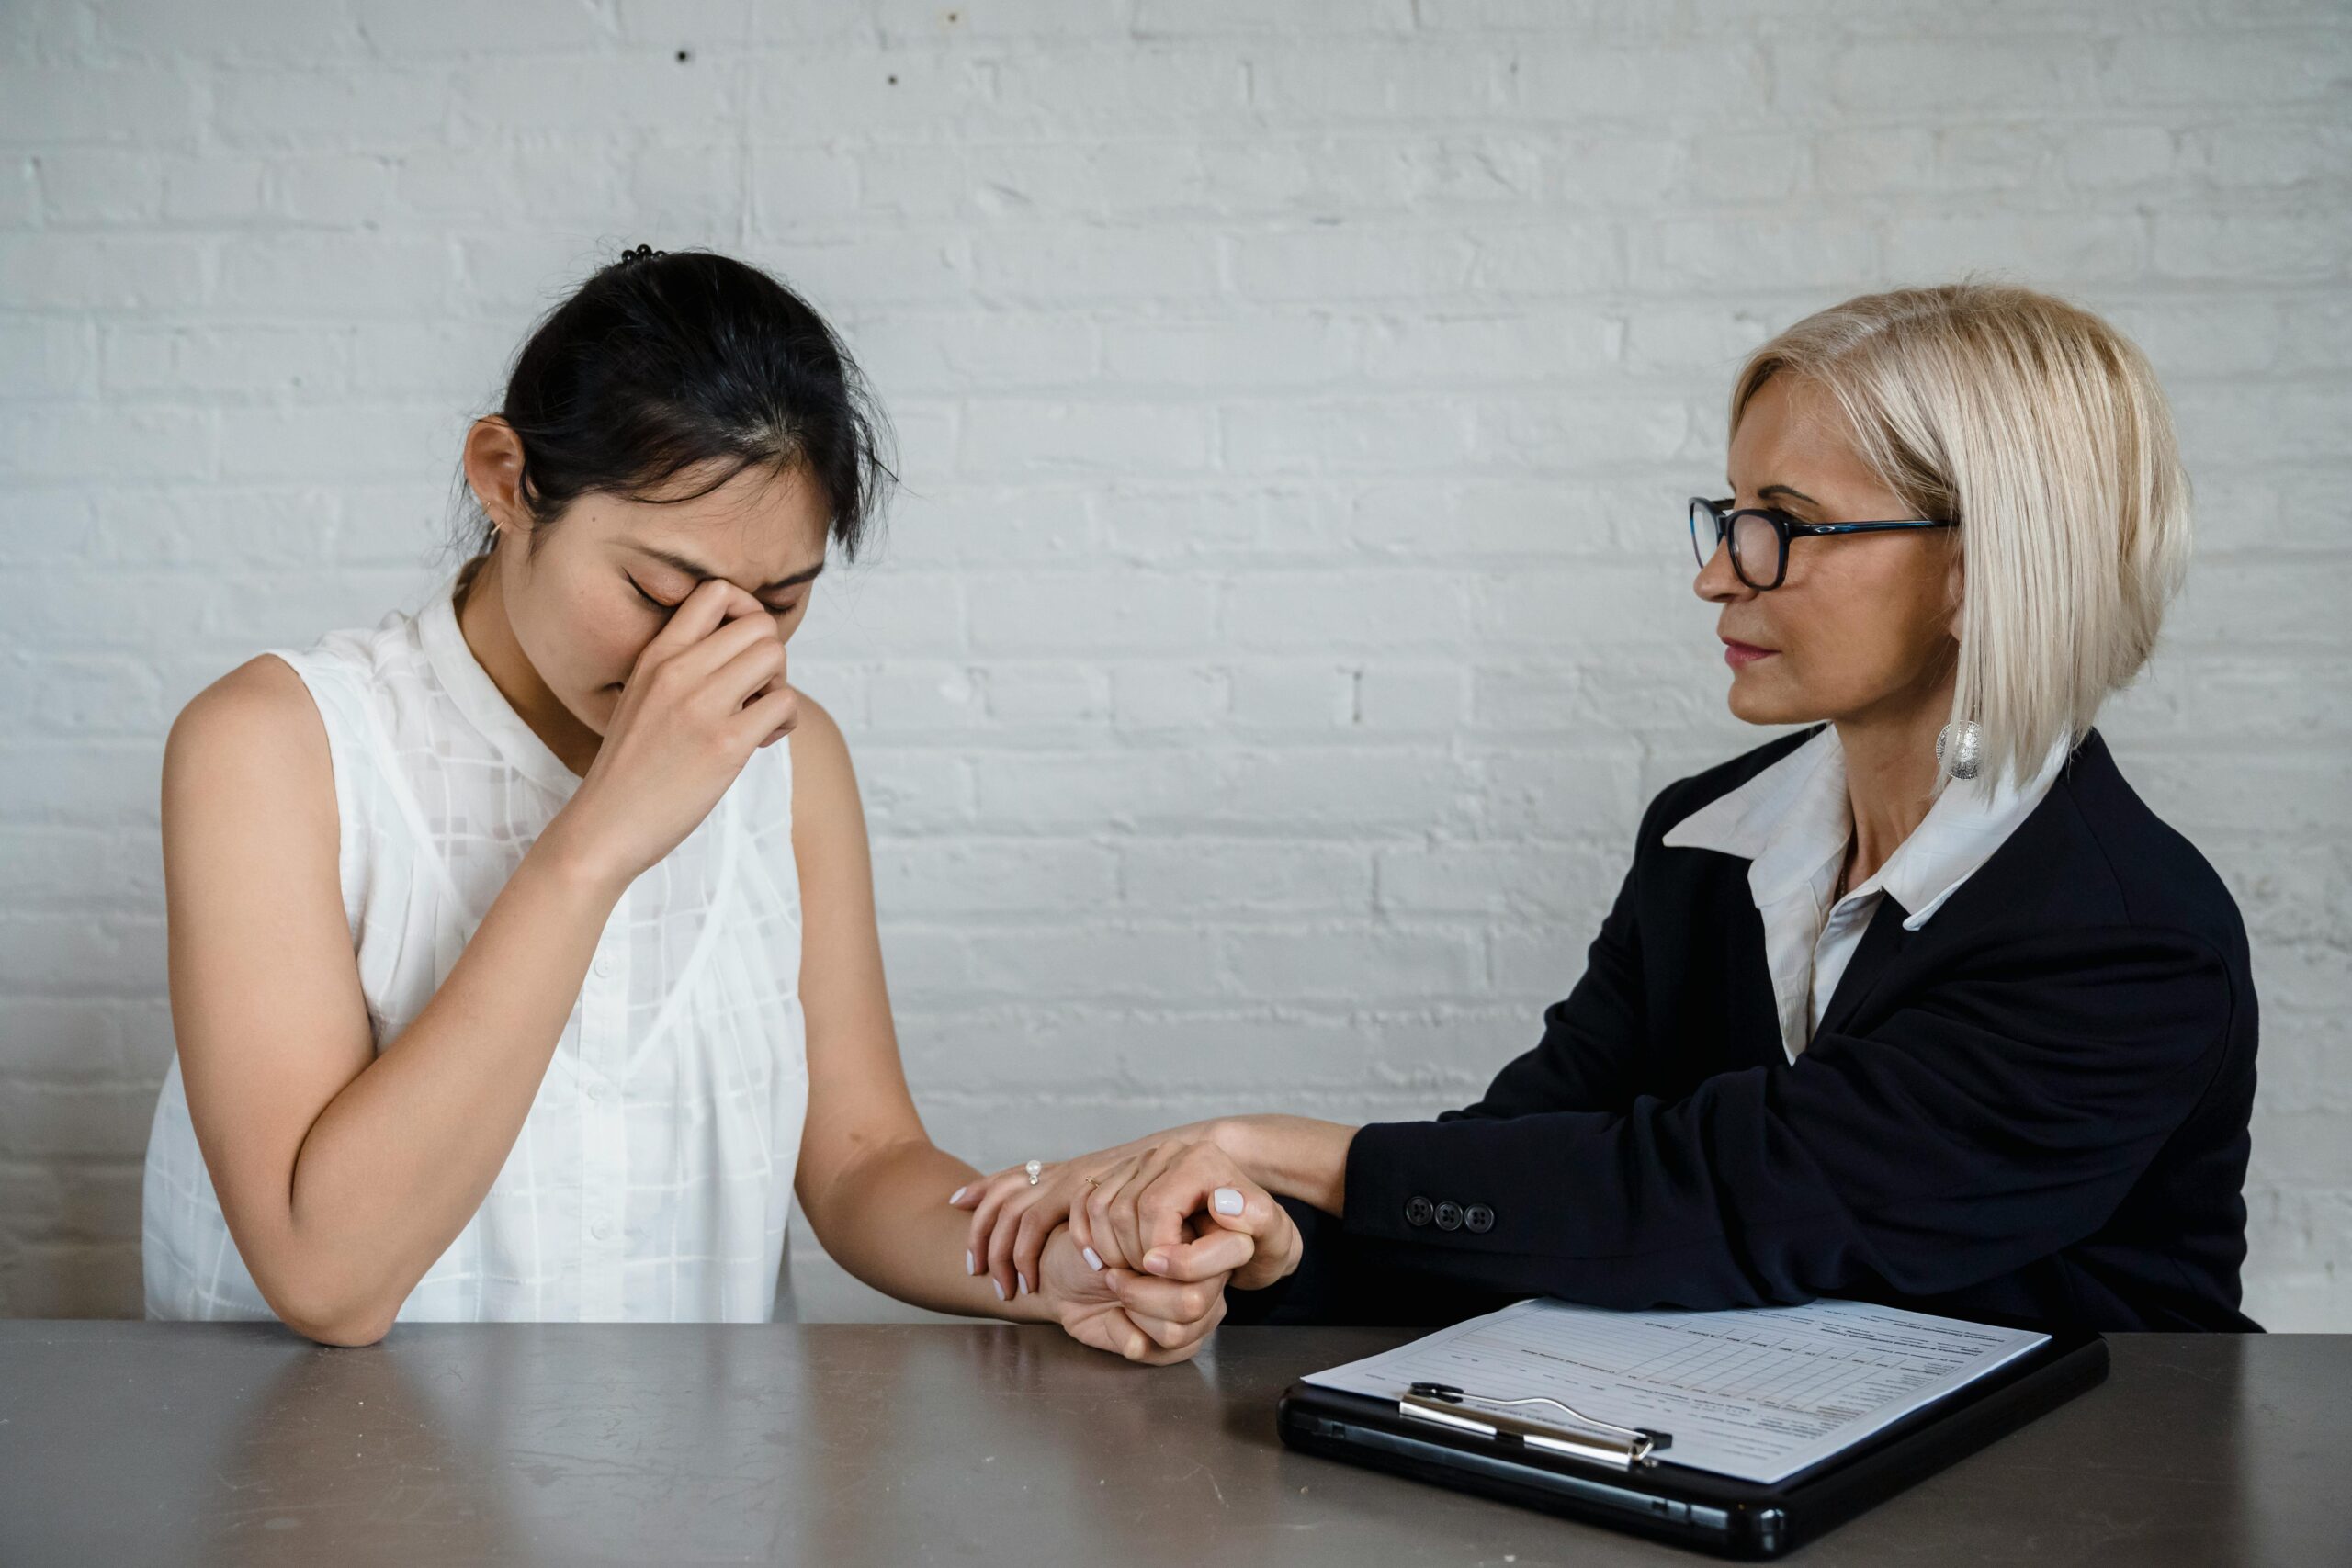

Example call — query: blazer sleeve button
[1464,1204,1494,1234]
[1404,1196,1435,1227]
[1434,1201,1464,1231]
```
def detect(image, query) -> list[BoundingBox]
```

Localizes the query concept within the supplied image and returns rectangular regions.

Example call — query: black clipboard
[1276,1325,2107,1559]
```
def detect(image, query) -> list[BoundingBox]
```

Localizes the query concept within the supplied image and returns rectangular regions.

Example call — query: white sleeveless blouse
[141,565,809,1323]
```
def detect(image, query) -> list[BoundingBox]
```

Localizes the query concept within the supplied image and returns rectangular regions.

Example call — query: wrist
[1238,1115,1354,1216]
[1018,1224,1077,1324]
[530,816,633,903]
[1202,1115,1269,1181]
[1005,1284,1056,1325]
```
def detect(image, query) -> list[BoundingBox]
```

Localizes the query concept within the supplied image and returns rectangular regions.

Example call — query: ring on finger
[1023,1159,1043,1186]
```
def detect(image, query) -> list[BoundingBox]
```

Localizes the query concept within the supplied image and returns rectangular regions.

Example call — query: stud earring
[1936,720,1983,781]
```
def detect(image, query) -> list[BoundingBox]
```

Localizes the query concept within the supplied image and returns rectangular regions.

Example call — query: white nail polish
[1083,1247,1103,1271]
[966,1250,976,1276]
[993,1279,1006,1302]
[1214,1187,1245,1216]
[1016,1272,1029,1296]
[949,1186,967,1205]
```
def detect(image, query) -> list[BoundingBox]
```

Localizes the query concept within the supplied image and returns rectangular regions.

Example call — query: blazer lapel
[1725,897,1788,1069]
[1816,892,1914,1039]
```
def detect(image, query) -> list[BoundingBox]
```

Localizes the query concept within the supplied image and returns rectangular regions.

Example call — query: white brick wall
[2,0,2346,1330]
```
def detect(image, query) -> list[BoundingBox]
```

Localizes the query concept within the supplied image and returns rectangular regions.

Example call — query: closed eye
[631,574,799,619]
[628,575,678,612]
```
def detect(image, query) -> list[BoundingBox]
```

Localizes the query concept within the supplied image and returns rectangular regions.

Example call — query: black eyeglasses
[1688,497,1956,592]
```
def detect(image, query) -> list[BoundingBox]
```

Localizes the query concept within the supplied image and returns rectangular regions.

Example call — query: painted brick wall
[2,0,2346,1328]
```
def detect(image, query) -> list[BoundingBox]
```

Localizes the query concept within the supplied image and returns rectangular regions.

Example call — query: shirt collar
[416,565,586,801]
[1662,725,2068,931]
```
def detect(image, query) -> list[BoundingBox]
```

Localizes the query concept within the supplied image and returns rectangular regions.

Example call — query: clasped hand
[954,1135,1302,1365]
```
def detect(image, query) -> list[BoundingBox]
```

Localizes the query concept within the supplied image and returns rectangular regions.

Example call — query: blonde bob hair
[1729,281,2191,791]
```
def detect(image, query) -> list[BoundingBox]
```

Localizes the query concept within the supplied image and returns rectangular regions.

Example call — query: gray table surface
[0,1323,2343,1567]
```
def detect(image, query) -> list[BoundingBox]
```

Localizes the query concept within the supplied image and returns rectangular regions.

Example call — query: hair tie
[616,243,666,267]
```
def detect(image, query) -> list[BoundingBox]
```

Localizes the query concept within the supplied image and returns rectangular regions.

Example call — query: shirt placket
[1808,891,1874,1034]
[578,886,632,1320]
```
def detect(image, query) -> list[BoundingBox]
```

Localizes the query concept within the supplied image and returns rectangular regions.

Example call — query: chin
[1724,674,1813,728]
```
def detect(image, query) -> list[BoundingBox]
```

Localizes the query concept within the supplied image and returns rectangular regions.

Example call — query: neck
[454,551,599,778]
[1833,678,1953,893]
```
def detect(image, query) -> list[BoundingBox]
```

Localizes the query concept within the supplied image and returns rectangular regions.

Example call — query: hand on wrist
[1025,1224,1095,1323]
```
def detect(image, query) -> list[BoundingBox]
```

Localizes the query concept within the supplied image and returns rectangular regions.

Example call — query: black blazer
[1230,727,2260,1333]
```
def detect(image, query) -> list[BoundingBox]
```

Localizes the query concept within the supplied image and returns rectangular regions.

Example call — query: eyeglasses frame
[1688,496,1958,592]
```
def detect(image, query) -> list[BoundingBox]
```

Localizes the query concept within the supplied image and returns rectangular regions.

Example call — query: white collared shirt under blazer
[141,567,809,1323]
[1662,725,2067,1065]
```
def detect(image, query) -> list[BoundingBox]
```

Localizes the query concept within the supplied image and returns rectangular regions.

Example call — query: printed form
[1305,1296,2049,1485]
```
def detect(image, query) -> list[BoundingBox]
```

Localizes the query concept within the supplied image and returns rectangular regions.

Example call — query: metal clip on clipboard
[1399,1382,1675,1471]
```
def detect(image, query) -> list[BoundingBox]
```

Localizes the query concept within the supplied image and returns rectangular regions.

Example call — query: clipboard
[1276,1322,2108,1559]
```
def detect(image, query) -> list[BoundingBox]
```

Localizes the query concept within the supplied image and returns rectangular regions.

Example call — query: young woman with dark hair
[139,246,1272,1355]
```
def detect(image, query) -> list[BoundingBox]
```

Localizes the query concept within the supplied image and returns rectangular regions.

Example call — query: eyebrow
[1756,484,1821,507]
[631,546,825,596]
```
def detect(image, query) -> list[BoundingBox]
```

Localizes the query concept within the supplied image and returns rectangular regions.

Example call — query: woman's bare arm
[785,695,1043,1317]
[165,653,626,1345]
[786,698,1237,1361]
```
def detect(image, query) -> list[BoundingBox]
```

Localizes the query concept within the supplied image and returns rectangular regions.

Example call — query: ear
[460,416,530,544]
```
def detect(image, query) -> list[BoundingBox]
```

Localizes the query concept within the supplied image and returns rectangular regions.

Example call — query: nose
[1694,534,1753,605]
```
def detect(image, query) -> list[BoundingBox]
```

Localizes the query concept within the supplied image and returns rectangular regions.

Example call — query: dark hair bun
[458,247,893,564]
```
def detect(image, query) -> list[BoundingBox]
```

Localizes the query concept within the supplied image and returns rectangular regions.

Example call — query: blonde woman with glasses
[961,282,2263,1335]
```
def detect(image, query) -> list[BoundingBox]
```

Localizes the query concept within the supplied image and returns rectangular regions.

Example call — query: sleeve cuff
[1341,1117,1520,1252]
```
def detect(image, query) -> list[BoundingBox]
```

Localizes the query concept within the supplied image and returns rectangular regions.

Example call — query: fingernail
[949,1186,967,1205]
[1016,1272,1029,1296]
[993,1279,1006,1302]
[966,1250,976,1276]
[1144,1250,1170,1275]
[1083,1247,1103,1271]
[1214,1187,1245,1216]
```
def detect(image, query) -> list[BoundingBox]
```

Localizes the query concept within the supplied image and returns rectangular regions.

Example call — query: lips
[1721,638,1777,668]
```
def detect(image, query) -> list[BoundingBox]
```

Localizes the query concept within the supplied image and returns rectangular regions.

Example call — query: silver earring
[1936,720,1983,781]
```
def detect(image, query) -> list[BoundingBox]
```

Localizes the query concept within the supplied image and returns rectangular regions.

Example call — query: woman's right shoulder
[163,654,338,833]
[172,653,326,757]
